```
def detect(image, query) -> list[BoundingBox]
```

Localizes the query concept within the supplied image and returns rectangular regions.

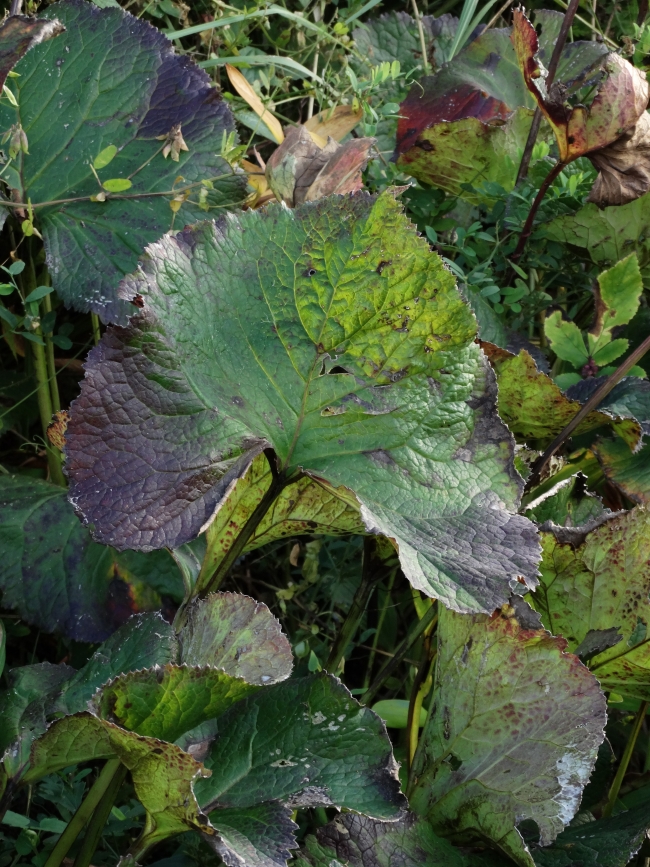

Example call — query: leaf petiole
[43,759,123,867]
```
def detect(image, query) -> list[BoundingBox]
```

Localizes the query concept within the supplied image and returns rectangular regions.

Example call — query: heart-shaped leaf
[0,474,183,642]
[65,190,540,614]
[409,606,606,867]
[0,0,246,324]
[531,507,650,701]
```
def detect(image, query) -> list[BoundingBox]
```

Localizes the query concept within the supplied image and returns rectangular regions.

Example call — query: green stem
[73,763,128,867]
[43,759,122,867]
[362,602,438,706]
[90,312,101,346]
[602,701,649,818]
[511,160,567,262]
[31,336,65,486]
[325,537,385,674]
[406,628,435,781]
[184,455,291,616]
[41,294,60,414]
[363,570,396,689]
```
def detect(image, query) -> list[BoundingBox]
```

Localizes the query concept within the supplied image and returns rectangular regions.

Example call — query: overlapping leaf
[409,607,606,867]
[190,672,404,866]
[512,10,648,165]
[0,0,246,324]
[65,191,540,615]
[22,712,209,855]
[296,812,471,867]
[567,378,650,430]
[179,592,293,685]
[525,473,607,528]
[0,474,183,642]
[482,346,641,449]
[0,612,176,784]
[2,593,407,867]
[395,13,607,198]
[531,508,650,701]
[265,126,376,207]
[94,664,259,743]
[594,436,650,505]
[351,11,459,158]
[513,9,650,206]
[532,803,650,866]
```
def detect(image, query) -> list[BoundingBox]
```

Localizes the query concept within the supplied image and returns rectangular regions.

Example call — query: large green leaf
[94,664,259,742]
[483,346,641,449]
[65,191,540,615]
[409,607,606,867]
[179,592,293,685]
[0,0,246,324]
[0,474,183,642]
[182,674,404,864]
[192,673,404,817]
[296,812,470,867]
[531,805,650,866]
[531,508,650,701]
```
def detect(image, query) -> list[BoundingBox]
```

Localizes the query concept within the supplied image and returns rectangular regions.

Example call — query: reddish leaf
[265,125,375,207]
[0,15,63,92]
[512,9,649,164]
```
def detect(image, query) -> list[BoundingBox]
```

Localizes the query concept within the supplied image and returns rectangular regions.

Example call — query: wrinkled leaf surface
[409,607,606,867]
[65,191,540,614]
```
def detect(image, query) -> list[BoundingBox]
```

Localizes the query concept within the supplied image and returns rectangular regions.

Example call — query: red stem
[511,161,566,261]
